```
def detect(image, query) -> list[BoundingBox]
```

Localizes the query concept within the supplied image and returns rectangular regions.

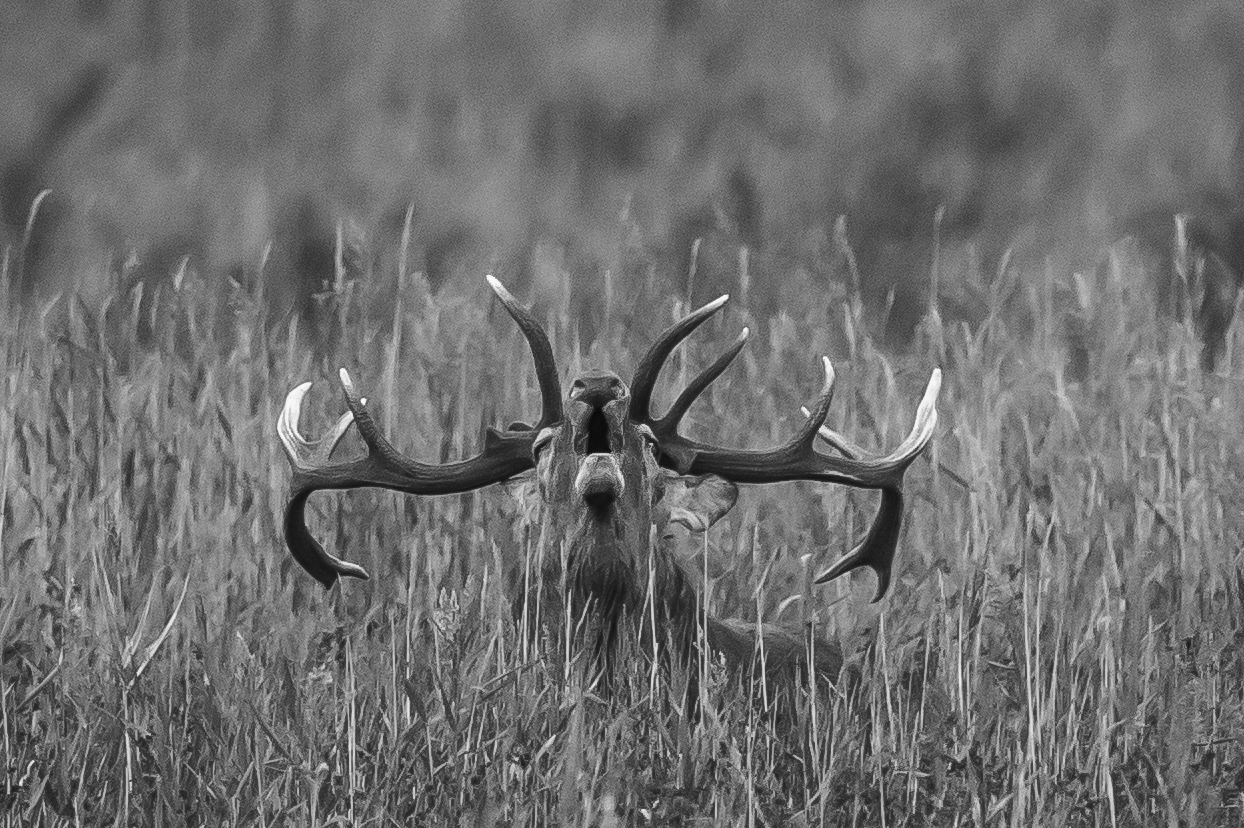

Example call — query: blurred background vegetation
[3,0,1243,341]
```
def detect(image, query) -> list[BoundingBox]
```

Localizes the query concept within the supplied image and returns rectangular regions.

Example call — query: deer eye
[532,428,556,459]
[637,424,658,451]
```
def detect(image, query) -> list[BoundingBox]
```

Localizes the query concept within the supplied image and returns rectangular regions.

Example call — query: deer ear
[661,473,738,532]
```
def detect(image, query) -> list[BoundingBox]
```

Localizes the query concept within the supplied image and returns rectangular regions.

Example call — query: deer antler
[631,296,941,600]
[277,276,563,588]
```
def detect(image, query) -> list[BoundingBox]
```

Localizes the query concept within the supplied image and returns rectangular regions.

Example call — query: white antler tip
[925,368,943,404]
[705,294,730,312]
[485,274,515,304]
[338,368,354,392]
[278,382,314,453]
[738,326,750,341]
[287,381,313,405]
[282,382,312,424]
[820,356,835,394]
[896,367,943,455]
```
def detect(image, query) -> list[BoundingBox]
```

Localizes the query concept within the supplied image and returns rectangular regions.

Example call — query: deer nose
[569,374,628,408]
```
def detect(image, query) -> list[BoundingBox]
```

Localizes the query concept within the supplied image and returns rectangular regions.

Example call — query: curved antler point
[279,383,313,440]
[484,277,563,426]
[485,273,512,301]
[338,367,354,391]
[820,357,835,394]
[283,381,312,414]
[485,274,524,312]
[918,368,943,419]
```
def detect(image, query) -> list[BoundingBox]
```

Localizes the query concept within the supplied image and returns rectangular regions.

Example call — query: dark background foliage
[4,0,1243,337]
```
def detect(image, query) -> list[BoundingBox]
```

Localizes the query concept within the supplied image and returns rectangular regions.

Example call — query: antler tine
[336,368,420,470]
[630,294,730,422]
[813,490,903,601]
[801,369,943,461]
[792,357,838,448]
[658,327,750,430]
[810,368,941,601]
[800,408,864,459]
[278,381,357,469]
[277,381,373,586]
[277,279,564,590]
[486,275,563,427]
[652,363,940,602]
[279,368,540,588]
[887,368,941,458]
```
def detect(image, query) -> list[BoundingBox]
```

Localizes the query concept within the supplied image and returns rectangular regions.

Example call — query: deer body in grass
[277,277,941,684]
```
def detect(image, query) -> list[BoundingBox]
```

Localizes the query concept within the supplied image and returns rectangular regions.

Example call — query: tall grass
[2,236,1243,826]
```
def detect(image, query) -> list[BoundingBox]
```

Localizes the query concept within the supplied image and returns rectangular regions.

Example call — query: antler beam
[634,295,941,601]
[276,277,563,588]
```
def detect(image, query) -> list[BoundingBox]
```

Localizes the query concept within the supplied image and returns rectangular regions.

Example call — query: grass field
[3,234,1244,826]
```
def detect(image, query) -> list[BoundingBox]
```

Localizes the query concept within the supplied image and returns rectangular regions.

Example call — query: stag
[277,276,940,683]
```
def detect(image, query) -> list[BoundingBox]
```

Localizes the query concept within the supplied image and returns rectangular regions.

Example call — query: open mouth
[575,409,623,506]
[584,407,610,454]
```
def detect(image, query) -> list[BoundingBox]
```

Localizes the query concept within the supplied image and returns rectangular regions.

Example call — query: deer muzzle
[565,390,631,507]
[575,453,625,504]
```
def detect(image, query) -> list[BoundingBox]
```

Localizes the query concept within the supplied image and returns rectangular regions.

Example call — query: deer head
[278,276,941,677]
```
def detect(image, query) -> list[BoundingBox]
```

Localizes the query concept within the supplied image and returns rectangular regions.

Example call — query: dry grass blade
[131,573,191,686]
